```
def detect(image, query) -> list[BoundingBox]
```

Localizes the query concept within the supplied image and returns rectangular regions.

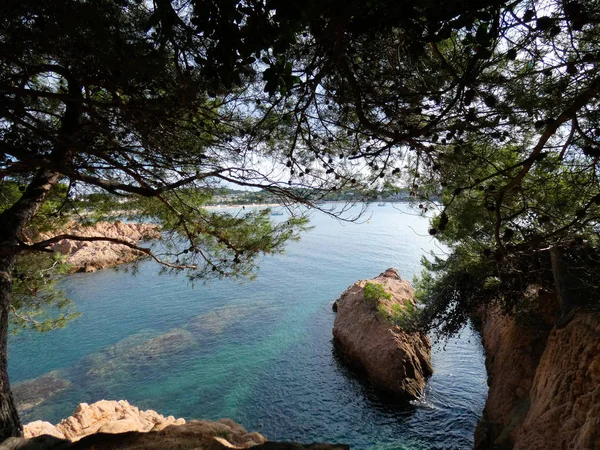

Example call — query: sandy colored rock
[332,268,432,399]
[474,305,551,449]
[22,421,65,440]
[96,419,144,435]
[514,312,600,450]
[35,221,160,272]
[18,400,347,450]
[50,400,186,441]
[14,371,71,415]
[476,304,600,450]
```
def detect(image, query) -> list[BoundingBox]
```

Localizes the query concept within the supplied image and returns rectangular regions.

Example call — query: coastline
[9,205,484,449]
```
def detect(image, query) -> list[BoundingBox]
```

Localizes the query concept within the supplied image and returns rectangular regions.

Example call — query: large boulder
[332,268,433,399]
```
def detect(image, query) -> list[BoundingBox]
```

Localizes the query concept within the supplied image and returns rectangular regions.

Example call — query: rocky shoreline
[331,268,433,399]
[5,400,347,450]
[475,303,600,449]
[33,221,161,273]
[11,264,599,449]
[23,400,187,441]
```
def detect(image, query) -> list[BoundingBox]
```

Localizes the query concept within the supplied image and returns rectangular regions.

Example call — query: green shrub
[363,282,391,307]
[388,301,420,330]
[375,291,421,331]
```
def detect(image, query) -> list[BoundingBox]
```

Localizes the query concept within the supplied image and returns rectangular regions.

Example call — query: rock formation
[24,400,186,441]
[475,304,600,450]
[14,400,348,450]
[33,221,161,273]
[332,268,433,399]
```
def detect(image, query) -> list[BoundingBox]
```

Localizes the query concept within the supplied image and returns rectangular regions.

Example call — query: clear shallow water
[9,203,487,450]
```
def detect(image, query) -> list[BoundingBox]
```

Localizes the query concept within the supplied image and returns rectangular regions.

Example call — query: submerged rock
[82,329,197,383]
[186,304,260,336]
[332,268,432,399]
[16,400,348,450]
[14,371,71,415]
[127,329,196,359]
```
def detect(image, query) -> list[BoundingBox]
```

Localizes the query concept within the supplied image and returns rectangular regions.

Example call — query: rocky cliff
[9,400,347,450]
[35,221,161,273]
[476,305,600,450]
[332,268,433,399]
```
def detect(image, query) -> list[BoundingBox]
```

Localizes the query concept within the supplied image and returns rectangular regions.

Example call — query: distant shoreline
[203,203,282,209]
[203,200,416,209]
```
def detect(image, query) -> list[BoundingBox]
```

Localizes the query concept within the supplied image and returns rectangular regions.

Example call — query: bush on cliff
[364,282,391,309]
[385,302,420,331]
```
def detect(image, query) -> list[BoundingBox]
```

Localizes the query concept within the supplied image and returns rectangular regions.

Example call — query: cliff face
[13,400,348,450]
[36,221,161,273]
[476,306,600,450]
[332,268,433,399]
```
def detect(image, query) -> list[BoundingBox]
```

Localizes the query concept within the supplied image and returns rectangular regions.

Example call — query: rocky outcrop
[14,400,348,450]
[332,268,433,399]
[476,305,600,450]
[35,221,160,273]
[24,400,186,441]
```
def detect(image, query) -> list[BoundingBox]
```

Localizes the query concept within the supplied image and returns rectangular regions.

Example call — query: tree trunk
[0,168,61,441]
[0,254,21,440]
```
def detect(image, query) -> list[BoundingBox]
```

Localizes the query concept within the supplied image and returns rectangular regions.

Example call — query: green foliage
[1,181,71,232]
[122,190,311,280]
[364,282,391,308]
[413,137,600,336]
[3,0,600,339]
[10,253,79,334]
[380,301,420,331]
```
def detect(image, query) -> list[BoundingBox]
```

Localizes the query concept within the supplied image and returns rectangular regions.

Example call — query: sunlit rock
[332,268,432,399]
[18,400,346,449]
[33,221,161,272]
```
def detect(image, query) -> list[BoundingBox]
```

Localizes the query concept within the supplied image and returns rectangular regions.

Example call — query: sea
[9,203,488,450]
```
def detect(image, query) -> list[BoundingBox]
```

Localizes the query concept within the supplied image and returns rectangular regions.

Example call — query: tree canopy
[231,0,600,335]
[1,0,600,439]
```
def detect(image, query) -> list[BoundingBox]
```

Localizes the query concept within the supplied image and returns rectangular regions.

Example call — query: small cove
[9,204,488,450]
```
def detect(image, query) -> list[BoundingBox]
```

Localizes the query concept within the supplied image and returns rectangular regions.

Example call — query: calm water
[9,203,487,450]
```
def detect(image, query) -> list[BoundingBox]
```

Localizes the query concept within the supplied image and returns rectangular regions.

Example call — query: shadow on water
[330,342,420,418]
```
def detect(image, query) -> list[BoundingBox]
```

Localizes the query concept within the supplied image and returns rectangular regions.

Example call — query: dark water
[9,204,487,450]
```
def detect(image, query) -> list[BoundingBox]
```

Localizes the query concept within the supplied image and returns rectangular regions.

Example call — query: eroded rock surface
[332,268,432,399]
[34,221,160,272]
[476,305,600,450]
[514,312,600,450]
[24,400,185,441]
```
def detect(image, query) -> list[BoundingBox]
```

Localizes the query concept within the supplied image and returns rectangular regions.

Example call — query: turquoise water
[9,204,487,449]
